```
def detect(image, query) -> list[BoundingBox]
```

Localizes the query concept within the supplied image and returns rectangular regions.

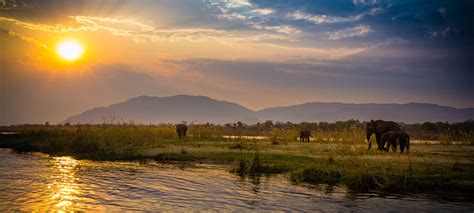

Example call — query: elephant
[176,124,188,139]
[380,131,410,153]
[299,130,310,142]
[366,120,401,151]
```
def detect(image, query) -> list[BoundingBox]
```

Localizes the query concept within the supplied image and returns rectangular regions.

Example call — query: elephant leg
[381,139,386,151]
[384,141,389,152]
[368,140,371,150]
[406,138,410,153]
[385,139,390,152]
[400,140,405,153]
[376,134,382,151]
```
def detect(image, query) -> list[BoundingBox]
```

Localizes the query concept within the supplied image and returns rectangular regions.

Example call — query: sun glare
[56,39,84,61]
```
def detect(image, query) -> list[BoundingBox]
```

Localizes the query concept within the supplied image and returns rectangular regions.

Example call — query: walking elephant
[176,124,188,139]
[366,120,401,151]
[299,130,310,142]
[380,131,410,153]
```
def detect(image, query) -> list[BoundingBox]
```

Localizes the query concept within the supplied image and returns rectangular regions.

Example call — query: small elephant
[366,120,401,151]
[299,130,310,142]
[380,131,410,153]
[176,124,188,139]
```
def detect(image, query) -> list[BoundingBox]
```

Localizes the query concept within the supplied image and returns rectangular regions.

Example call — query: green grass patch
[1,125,473,196]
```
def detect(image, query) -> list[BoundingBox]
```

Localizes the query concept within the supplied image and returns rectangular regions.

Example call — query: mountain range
[64,95,474,124]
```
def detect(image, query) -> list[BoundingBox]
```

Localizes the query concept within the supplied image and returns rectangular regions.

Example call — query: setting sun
[56,39,84,61]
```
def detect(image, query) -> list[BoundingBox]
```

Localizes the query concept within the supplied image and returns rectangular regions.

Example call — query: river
[0,148,472,212]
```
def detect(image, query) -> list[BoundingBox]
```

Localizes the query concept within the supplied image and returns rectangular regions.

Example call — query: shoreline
[1,131,473,197]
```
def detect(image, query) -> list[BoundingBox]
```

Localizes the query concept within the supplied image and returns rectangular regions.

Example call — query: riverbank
[2,148,472,211]
[1,128,473,196]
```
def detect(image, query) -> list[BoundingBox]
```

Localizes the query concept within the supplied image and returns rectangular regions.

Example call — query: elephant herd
[366,120,410,153]
[175,120,410,153]
[296,120,410,153]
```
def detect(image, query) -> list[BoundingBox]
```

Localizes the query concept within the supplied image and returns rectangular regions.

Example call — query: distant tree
[264,120,273,129]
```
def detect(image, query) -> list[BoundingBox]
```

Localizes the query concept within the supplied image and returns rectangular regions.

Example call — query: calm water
[0,149,472,212]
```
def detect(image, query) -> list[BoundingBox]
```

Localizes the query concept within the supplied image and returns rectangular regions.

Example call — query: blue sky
[1,0,473,124]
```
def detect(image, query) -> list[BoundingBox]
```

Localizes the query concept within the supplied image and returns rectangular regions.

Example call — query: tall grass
[266,127,299,144]
[188,124,223,141]
[3,119,473,143]
[1,124,473,194]
[32,124,177,158]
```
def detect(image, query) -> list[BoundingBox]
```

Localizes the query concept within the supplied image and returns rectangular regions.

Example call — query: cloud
[252,8,274,15]
[218,0,252,8]
[287,5,385,25]
[250,23,300,35]
[352,0,377,5]
[367,37,409,49]
[287,10,364,24]
[369,7,384,15]
[0,16,95,33]
[74,16,155,33]
[0,0,31,10]
[0,29,50,50]
[217,12,248,20]
[0,15,371,62]
[207,0,288,35]
[209,0,274,21]
[0,61,178,124]
[152,56,474,110]
[437,7,447,19]
[427,26,458,38]
[328,25,372,40]
[0,15,290,43]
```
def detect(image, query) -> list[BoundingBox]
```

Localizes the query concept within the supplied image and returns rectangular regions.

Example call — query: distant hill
[256,102,474,123]
[64,95,474,124]
[64,95,254,124]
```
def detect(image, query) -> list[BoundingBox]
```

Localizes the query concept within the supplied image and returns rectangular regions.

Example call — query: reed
[1,123,473,194]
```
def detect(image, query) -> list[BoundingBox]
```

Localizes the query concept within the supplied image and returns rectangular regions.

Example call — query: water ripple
[0,148,472,212]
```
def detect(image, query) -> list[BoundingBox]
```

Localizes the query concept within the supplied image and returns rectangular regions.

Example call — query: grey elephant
[380,131,410,153]
[366,120,401,151]
[176,124,188,139]
[299,130,310,142]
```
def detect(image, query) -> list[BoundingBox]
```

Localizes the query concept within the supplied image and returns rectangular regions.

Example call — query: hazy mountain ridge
[64,95,474,124]
[256,102,474,123]
[65,95,254,124]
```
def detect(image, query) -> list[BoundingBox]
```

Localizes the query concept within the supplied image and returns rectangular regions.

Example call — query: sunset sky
[1,0,473,124]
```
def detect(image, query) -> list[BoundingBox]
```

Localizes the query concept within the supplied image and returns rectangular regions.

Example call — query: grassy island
[1,123,473,196]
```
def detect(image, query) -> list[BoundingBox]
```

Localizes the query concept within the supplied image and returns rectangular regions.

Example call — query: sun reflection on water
[49,156,80,211]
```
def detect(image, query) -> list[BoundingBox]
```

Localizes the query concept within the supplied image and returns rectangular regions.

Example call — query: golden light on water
[56,39,84,61]
[49,156,79,210]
